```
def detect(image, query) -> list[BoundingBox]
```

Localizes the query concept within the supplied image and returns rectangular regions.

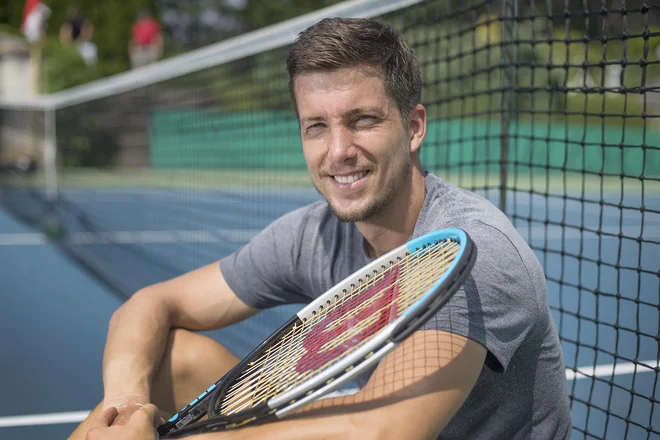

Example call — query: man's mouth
[332,171,369,184]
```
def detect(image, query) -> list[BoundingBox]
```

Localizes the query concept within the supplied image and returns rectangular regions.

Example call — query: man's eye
[305,123,325,134]
[308,123,324,130]
[353,115,378,126]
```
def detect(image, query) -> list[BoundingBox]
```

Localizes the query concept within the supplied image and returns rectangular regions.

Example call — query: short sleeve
[422,222,540,373]
[219,209,311,309]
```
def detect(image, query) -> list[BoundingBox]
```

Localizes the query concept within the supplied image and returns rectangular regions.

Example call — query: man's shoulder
[419,173,508,232]
[267,199,333,233]
[421,172,547,292]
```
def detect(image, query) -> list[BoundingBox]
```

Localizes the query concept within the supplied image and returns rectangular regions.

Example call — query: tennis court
[0,183,657,439]
[1,0,659,438]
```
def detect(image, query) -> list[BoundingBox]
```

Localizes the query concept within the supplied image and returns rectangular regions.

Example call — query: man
[59,4,92,45]
[21,1,51,45]
[74,17,571,440]
[59,4,96,65]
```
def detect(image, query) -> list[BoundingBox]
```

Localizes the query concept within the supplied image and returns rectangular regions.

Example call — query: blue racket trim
[403,228,468,318]
[166,382,219,424]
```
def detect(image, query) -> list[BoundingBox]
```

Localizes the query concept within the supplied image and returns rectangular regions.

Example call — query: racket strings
[218,268,405,413]
[219,266,406,413]
[219,240,459,414]
[220,240,458,413]
[218,238,460,415]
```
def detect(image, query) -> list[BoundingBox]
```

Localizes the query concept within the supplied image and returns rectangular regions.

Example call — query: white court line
[0,410,90,428]
[0,360,657,428]
[67,229,261,244]
[565,359,658,381]
[0,229,261,246]
[0,233,47,246]
[520,227,660,241]
[2,225,659,247]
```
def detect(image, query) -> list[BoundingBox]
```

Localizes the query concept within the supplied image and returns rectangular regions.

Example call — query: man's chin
[327,200,376,223]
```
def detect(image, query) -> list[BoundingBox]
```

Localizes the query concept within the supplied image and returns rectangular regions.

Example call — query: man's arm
[191,330,486,440]
[101,262,259,410]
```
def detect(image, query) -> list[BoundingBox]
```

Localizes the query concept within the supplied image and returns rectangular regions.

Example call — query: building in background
[0,33,35,100]
[0,34,40,171]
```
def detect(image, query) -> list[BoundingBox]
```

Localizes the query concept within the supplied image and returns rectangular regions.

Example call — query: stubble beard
[322,156,412,223]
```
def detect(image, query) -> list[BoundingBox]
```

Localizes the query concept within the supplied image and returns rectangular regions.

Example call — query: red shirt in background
[132,17,161,46]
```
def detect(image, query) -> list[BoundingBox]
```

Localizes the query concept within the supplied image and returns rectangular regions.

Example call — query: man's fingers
[88,406,119,431]
[156,409,170,427]
[130,404,163,427]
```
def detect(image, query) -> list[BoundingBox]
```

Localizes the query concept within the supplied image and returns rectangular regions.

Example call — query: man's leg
[68,328,240,439]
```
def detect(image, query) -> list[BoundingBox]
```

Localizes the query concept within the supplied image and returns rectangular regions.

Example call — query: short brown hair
[286,17,422,119]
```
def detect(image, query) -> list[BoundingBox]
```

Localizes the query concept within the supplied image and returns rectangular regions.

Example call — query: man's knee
[160,328,239,386]
[152,328,240,413]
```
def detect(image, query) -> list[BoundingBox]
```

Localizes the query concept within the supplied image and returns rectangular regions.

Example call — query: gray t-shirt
[220,172,571,439]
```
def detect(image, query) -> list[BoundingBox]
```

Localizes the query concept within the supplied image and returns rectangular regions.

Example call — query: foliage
[41,37,100,93]
[2,0,157,91]
[2,0,658,108]
[0,23,22,36]
[237,0,343,32]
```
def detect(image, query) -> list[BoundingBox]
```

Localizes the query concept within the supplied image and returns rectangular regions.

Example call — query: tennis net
[1,0,659,437]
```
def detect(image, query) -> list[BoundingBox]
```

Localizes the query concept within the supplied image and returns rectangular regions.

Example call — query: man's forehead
[294,66,384,93]
[294,68,391,117]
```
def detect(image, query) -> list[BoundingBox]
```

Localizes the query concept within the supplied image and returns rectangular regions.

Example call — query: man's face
[294,68,417,222]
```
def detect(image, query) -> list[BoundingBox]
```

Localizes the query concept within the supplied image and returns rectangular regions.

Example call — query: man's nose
[327,126,357,164]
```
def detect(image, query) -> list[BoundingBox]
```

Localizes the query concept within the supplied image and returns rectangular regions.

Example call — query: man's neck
[357,167,426,258]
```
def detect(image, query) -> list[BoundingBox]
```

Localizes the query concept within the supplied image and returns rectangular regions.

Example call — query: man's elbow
[110,286,170,327]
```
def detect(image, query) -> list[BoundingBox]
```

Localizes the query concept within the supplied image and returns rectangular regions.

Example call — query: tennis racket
[157,227,476,438]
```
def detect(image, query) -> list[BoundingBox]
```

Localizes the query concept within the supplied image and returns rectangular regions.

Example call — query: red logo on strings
[295,266,401,374]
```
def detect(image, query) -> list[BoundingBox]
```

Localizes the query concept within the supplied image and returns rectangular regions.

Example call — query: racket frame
[272,228,474,413]
[159,228,475,438]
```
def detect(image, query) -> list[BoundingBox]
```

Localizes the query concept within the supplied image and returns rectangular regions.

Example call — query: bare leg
[68,329,239,439]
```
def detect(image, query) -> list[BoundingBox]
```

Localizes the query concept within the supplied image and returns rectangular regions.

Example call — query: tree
[2,0,159,91]
[237,0,342,32]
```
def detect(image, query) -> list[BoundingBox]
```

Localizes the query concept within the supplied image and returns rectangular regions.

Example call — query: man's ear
[408,104,427,154]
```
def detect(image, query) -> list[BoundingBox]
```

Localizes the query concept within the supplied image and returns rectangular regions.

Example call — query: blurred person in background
[129,8,163,69]
[20,0,51,96]
[21,0,51,45]
[59,3,97,65]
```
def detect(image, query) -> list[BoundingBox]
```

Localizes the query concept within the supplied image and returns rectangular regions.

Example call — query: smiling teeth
[334,172,367,184]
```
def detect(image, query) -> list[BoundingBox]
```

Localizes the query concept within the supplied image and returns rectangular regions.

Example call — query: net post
[43,107,58,203]
[499,0,518,213]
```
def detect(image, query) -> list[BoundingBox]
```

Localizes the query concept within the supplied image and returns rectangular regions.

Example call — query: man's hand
[101,394,149,426]
[85,404,164,440]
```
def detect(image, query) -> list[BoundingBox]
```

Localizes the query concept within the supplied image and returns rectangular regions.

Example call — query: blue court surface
[0,185,658,439]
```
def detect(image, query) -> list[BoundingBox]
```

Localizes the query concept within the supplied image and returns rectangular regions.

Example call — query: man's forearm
[178,391,393,440]
[189,412,366,440]
[102,291,173,405]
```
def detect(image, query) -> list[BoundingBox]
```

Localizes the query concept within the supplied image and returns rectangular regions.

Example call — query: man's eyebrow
[344,106,387,118]
[299,107,387,124]
[299,116,325,124]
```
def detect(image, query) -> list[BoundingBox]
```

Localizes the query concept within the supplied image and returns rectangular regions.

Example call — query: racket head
[159,228,476,438]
